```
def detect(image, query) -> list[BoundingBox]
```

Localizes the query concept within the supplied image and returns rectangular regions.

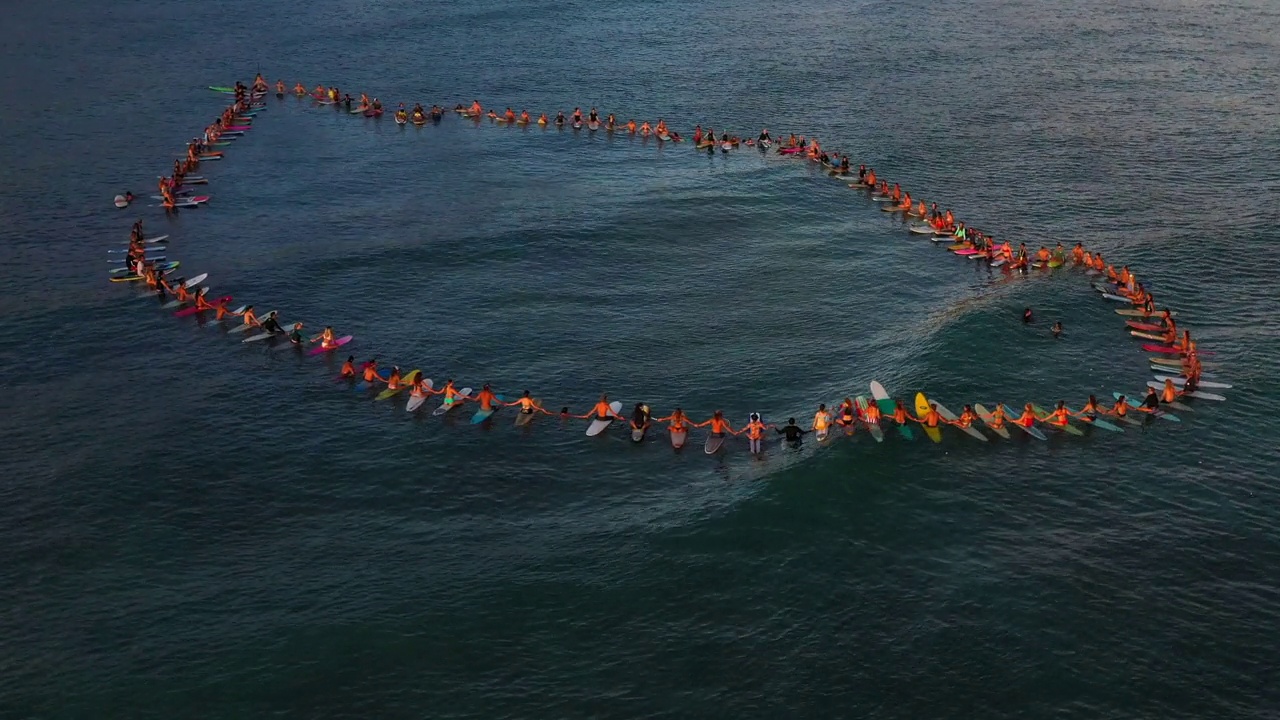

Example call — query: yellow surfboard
[915,392,942,443]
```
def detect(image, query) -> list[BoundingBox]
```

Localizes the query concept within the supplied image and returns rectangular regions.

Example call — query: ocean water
[2,0,1279,717]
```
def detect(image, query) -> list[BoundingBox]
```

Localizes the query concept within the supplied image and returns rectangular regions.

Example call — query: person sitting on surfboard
[503,108,516,122]
[519,110,531,124]
[317,327,338,349]
[654,408,691,436]
[775,418,807,445]
[835,398,857,430]
[694,411,734,438]
[507,391,551,416]
[472,384,500,412]
[570,108,583,124]
[252,74,268,93]
[863,401,883,426]
[920,404,943,431]
[954,406,980,430]
[744,414,769,454]
[629,404,650,434]
[988,404,1008,431]
[655,119,667,136]
[589,108,600,123]
[407,374,430,401]
[625,119,636,133]
[578,394,624,421]
[759,129,772,144]
[293,82,306,96]
[811,405,832,435]
[395,107,408,124]
[640,121,652,135]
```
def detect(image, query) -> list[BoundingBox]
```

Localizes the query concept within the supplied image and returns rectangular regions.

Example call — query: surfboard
[1008,415,1049,440]
[1145,381,1224,401]
[432,388,473,415]
[1077,415,1124,433]
[908,225,935,234]
[870,380,912,440]
[470,394,506,424]
[405,380,435,412]
[183,273,208,288]
[1130,330,1167,342]
[934,402,987,442]
[1031,405,1083,435]
[670,428,687,448]
[514,398,539,426]
[1153,375,1231,390]
[972,404,1011,439]
[630,405,650,442]
[308,335,352,356]
[242,328,285,343]
[375,370,420,400]
[704,432,726,454]
[1117,308,1175,318]
[585,401,623,436]
[854,396,884,442]
[229,311,272,334]
[914,392,942,443]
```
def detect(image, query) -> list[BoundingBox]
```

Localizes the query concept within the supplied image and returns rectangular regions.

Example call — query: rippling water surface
[2,0,1279,717]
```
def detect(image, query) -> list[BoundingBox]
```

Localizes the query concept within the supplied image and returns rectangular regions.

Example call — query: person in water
[1022,308,1034,324]
[1051,321,1063,339]
[285,322,306,347]
[811,404,832,435]
[774,418,808,445]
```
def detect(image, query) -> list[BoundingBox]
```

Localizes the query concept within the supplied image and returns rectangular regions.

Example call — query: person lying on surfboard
[506,391,552,416]
[577,395,624,421]
[775,418,808,445]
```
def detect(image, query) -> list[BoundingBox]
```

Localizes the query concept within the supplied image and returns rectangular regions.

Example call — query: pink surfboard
[309,335,353,356]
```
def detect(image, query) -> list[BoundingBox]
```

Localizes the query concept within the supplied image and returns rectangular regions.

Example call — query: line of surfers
[135,83,1207,403]
[320,358,1190,447]
[153,94,261,210]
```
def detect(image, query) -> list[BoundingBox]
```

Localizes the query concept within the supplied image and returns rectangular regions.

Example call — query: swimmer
[1051,321,1063,339]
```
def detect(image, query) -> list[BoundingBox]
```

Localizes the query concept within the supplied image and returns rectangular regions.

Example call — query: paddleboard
[934,402,987,442]
[432,388,473,415]
[1153,375,1231,390]
[405,380,435,412]
[308,335,353,356]
[854,396,884,442]
[1144,381,1224,401]
[914,392,942,443]
[1031,404,1083,435]
[470,394,506,424]
[585,401,623,436]
[870,380,912,440]
[704,432,726,454]
[631,405,651,442]
[972,404,1011,439]
[514,398,539,426]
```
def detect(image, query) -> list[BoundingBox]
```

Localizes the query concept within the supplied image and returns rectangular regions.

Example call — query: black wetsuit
[260,317,283,334]
[776,424,808,443]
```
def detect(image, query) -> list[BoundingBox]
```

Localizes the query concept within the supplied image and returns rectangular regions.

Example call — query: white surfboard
[405,380,435,412]
[183,273,208,288]
[514,398,540,426]
[585,401,623,436]
[1153,375,1231,390]
[670,428,687,448]
[933,402,988,442]
[630,405,650,442]
[242,324,288,343]
[431,388,472,416]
